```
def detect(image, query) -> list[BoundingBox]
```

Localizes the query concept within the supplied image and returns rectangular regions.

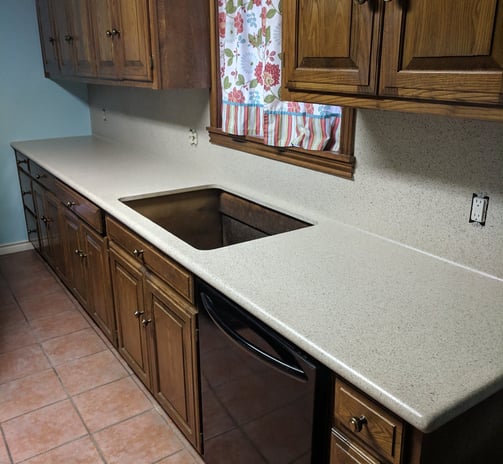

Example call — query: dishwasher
[195,278,331,464]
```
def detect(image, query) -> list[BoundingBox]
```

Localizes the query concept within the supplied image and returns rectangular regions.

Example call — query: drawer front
[331,429,381,464]
[56,180,104,234]
[31,161,55,191]
[335,380,404,464]
[106,216,193,302]
[15,151,30,173]
[18,170,35,213]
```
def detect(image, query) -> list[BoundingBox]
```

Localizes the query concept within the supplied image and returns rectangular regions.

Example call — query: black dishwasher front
[196,278,331,464]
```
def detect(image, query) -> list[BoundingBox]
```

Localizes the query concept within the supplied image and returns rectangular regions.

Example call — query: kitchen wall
[89,86,503,279]
[0,0,91,250]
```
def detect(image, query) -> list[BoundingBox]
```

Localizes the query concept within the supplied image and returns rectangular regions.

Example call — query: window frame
[207,0,356,179]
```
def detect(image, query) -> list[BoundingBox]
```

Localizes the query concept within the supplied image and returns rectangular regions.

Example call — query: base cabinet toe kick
[13,149,503,463]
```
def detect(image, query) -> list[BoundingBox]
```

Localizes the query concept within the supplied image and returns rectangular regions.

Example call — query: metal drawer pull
[350,415,367,433]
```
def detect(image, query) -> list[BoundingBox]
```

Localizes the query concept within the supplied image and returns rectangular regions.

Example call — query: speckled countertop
[11,136,503,433]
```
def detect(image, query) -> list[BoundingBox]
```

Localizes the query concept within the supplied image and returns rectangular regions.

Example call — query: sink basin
[120,188,312,250]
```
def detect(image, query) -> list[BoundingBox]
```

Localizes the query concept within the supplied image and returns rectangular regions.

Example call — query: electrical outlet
[469,193,489,225]
[188,128,198,146]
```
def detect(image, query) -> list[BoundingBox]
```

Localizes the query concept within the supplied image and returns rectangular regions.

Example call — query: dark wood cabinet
[106,216,200,450]
[35,0,209,88]
[282,0,503,120]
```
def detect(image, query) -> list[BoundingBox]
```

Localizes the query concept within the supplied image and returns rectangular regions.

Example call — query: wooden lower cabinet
[107,219,200,451]
[146,273,199,449]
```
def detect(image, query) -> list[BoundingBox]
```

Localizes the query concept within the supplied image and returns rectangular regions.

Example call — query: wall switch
[469,193,489,225]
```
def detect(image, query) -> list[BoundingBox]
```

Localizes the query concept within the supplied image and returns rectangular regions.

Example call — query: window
[207,0,356,179]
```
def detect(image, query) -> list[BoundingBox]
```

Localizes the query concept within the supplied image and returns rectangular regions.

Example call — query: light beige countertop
[11,136,503,433]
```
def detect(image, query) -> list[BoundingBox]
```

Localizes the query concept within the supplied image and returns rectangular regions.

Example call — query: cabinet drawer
[106,216,193,302]
[31,161,55,191]
[15,151,30,173]
[331,428,381,464]
[56,180,104,234]
[18,170,35,213]
[334,380,404,464]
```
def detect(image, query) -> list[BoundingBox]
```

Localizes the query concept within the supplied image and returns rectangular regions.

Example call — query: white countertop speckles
[11,136,503,433]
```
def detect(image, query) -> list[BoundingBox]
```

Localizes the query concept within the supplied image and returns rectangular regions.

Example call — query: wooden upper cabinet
[283,0,381,95]
[36,0,60,76]
[379,0,503,105]
[68,0,96,77]
[51,0,75,75]
[282,0,503,118]
[90,0,152,82]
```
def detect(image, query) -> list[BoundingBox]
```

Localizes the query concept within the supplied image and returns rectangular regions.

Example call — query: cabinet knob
[111,28,120,37]
[22,190,31,196]
[134,310,145,318]
[105,30,112,37]
[64,34,73,42]
[141,318,152,327]
[132,249,144,259]
[28,228,37,234]
[349,415,367,433]
[49,36,55,43]
[41,215,52,224]
[66,201,76,208]
[17,159,28,165]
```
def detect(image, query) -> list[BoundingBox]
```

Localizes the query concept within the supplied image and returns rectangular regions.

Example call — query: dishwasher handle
[200,292,308,381]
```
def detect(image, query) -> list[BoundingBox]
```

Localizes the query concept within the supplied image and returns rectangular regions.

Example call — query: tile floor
[0,250,205,464]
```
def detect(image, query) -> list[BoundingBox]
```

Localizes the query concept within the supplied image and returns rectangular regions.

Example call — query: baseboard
[0,240,34,256]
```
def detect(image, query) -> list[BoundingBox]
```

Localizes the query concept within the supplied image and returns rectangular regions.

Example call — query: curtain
[219,0,342,152]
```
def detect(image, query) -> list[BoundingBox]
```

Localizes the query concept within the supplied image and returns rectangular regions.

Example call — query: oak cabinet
[107,216,201,450]
[35,0,210,88]
[282,0,503,119]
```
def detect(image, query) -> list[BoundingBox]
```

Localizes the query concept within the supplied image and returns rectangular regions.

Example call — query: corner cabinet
[282,0,503,120]
[35,0,210,88]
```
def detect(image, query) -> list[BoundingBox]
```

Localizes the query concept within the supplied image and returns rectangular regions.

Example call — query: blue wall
[0,0,91,246]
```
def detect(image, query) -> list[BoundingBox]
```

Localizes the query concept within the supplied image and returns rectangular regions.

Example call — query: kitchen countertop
[11,135,503,433]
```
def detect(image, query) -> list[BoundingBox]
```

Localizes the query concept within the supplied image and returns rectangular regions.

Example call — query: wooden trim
[206,0,356,179]
[284,90,503,122]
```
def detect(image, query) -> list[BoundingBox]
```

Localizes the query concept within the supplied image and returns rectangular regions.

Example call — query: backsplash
[88,86,503,279]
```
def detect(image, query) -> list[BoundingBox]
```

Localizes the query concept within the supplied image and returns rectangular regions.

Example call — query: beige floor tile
[0,320,37,354]
[0,432,10,464]
[2,400,87,463]
[94,410,184,464]
[73,376,152,432]
[0,368,67,422]
[0,345,50,385]
[30,309,89,342]
[22,437,104,464]
[41,328,106,366]
[0,303,25,327]
[18,288,76,321]
[56,350,128,395]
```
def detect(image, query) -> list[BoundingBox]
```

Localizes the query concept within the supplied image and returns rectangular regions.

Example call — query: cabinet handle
[17,159,28,165]
[105,30,112,37]
[111,28,120,37]
[41,215,52,224]
[141,318,152,327]
[354,0,367,4]
[22,190,31,196]
[132,249,144,259]
[74,249,87,258]
[349,415,367,433]
[64,34,73,42]
[49,36,55,43]
[35,174,46,180]
[66,201,76,208]
[134,310,145,318]
[28,228,37,234]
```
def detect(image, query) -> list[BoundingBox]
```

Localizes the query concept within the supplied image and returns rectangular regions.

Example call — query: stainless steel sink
[120,188,311,250]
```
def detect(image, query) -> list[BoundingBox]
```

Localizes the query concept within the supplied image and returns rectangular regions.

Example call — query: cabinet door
[36,0,60,76]
[146,274,200,449]
[61,208,88,306]
[109,244,151,387]
[68,0,96,77]
[114,0,152,82]
[52,0,75,75]
[83,225,116,346]
[283,0,381,95]
[90,0,118,78]
[379,0,503,105]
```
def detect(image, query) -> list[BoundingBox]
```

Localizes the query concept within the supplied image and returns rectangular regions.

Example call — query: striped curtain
[219,0,341,152]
